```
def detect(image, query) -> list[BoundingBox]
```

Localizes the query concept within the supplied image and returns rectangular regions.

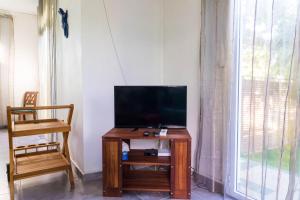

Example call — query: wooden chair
[12,91,38,120]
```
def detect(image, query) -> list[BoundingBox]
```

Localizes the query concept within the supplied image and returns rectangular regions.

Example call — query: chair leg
[68,166,75,189]
[18,114,22,121]
[9,166,14,200]
[23,114,26,121]
[33,112,37,120]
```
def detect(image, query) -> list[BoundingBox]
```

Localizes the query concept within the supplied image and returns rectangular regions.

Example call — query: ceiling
[0,0,38,15]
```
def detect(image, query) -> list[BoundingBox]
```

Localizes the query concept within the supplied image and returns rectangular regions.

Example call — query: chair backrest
[23,92,38,107]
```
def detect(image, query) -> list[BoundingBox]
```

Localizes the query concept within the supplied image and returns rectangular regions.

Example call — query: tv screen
[114,86,187,128]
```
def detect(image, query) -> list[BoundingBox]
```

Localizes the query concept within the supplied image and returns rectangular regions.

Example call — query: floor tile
[0,129,230,200]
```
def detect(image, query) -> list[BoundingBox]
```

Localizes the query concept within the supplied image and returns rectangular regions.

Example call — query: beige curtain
[0,15,14,127]
[194,0,235,192]
[37,0,57,142]
[37,0,57,114]
[195,0,300,199]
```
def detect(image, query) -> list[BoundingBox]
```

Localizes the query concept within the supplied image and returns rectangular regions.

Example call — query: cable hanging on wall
[101,0,128,85]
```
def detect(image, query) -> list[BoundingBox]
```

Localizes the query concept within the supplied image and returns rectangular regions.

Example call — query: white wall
[56,0,202,175]
[81,0,163,173]
[12,12,39,106]
[163,0,201,168]
[0,0,38,15]
[56,0,84,171]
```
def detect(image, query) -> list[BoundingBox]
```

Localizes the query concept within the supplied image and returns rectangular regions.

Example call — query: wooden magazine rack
[7,105,75,200]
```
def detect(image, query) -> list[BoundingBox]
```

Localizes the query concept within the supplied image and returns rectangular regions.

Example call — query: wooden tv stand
[102,128,191,199]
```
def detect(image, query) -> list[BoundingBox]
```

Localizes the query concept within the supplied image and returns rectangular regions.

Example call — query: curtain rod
[0,10,13,19]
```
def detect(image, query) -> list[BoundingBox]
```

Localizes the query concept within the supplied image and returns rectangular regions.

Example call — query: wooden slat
[14,119,59,125]
[14,142,60,158]
[15,150,59,158]
[14,152,70,180]
[12,120,70,137]
[10,104,73,111]
[14,142,60,151]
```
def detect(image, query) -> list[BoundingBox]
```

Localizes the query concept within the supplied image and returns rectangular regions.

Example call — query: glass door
[233,0,300,199]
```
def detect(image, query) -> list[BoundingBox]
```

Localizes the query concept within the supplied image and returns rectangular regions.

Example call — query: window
[234,0,299,199]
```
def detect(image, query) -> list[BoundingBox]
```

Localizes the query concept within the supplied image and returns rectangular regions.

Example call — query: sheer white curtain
[235,0,300,199]
[0,15,14,127]
[195,0,300,199]
[194,0,236,194]
[37,0,57,118]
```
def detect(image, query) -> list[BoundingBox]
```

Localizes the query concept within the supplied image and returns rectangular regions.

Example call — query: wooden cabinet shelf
[102,128,191,199]
[14,152,70,180]
[122,150,170,166]
[123,170,170,192]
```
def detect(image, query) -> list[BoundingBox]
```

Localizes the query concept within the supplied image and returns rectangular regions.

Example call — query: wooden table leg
[8,135,15,200]
[33,111,37,120]
[9,162,14,200]
[63,132,74,188]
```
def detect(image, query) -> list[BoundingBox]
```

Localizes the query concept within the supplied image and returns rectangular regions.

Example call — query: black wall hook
[58,8,69,38]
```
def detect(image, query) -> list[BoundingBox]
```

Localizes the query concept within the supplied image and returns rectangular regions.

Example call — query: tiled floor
[0,129,226,200]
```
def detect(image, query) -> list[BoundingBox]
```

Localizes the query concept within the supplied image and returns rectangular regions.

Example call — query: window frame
[226,0,257,199]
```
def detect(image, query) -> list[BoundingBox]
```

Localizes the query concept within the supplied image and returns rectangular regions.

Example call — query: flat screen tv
[114,86,187,128]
